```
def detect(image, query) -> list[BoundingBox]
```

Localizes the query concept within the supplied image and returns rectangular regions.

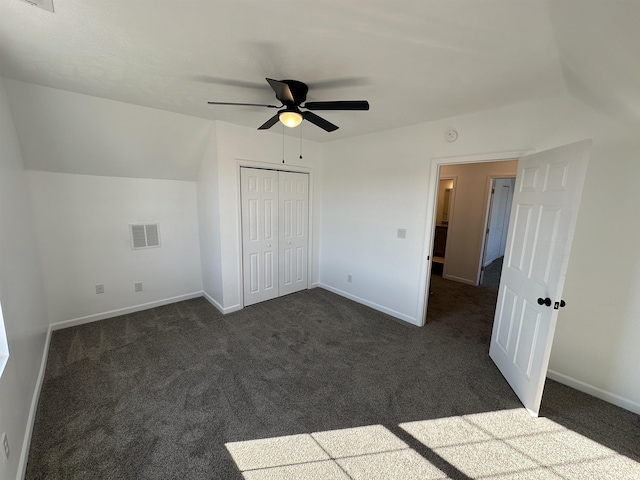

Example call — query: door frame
[418,150,534,326]
[477,175,517,286]
[236,160,315,309]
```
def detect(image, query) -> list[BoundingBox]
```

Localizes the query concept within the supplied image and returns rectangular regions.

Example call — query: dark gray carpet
[26,284,639,479]
[480,256,503,290]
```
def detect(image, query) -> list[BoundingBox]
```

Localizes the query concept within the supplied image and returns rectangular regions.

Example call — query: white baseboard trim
[18,325,52,480]
[224,304,242,314]
[202,292,242,315]
[316,283,419,326]
[547,369,640,415]
[442,274,477,286]
[50,292,204,331]
[203,292,224,313]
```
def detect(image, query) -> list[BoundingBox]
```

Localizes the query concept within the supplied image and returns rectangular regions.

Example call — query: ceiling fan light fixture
[279,110,303,128]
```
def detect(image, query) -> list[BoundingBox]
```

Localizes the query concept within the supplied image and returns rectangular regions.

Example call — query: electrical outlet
[95,284,104,294]
[134,282,143,292]
[347,274,353,283]
[2,432,9,462]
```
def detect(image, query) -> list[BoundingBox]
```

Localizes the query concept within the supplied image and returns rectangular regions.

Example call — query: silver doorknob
[287,241,291,245]
[266,243,271,247]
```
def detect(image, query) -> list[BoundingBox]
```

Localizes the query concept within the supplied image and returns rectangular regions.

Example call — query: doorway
[431,160,518,287]
[420,142,591,415]
[425,159,518,325]
[419,150,529,328]
[425,158,519,336]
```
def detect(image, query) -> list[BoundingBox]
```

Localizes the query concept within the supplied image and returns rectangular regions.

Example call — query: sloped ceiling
[0,0,570,143]
[549,0,640,126]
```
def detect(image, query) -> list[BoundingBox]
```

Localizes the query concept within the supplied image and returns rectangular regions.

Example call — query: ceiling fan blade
[303,111,339,132]
[307,77,370,90]
[193,76,266,89]
[258,113,281,130]
[304,100,370,111]
[207,101,279,108]
[266,78,295,104]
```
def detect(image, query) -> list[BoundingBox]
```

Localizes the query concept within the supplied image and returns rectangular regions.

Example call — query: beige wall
[440,161,518,285]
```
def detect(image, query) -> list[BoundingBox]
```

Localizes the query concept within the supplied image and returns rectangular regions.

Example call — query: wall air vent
[18,0,54,13]
[129,223,161,250]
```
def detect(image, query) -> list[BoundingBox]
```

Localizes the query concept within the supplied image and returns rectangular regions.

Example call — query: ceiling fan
[207,78,369,132]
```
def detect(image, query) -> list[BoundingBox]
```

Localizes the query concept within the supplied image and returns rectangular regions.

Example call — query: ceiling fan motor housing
[281,80,308,106]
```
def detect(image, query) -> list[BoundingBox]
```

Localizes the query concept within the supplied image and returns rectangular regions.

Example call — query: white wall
[0,77,49,480]
[547,137,640,412]
[197,120,323,313]
[320,93,640,413]
[197,123,225,309]
[319,123,432,323]
[27,171,203,326]
[440,161,517,284]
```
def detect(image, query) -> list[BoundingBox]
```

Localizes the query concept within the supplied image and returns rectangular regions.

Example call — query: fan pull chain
[282,123,285,164]
[299,122,303,160]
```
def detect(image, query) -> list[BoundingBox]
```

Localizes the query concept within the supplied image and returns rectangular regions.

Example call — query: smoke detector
[18,0,54,13]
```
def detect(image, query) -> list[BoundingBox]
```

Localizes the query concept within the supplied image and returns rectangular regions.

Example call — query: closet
[240,167,309,306]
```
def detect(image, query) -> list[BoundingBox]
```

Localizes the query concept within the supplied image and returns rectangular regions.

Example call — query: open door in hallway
[489,140,591,416]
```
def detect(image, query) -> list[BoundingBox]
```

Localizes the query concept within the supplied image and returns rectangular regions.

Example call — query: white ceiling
[548,1,640,126]
[0,1,637,143]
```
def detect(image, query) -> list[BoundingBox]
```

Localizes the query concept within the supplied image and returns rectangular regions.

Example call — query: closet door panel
[279,171,309,296]
[241,168,279,306]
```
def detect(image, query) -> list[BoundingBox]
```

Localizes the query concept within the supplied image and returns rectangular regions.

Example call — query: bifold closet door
[241,168,279,306]
[278,171,309,296]
[241,168,309,307]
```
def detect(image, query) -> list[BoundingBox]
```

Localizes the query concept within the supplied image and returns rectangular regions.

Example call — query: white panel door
[499,179,516,254]
[241,168,279,306]
[489,140,591,416]
[486,179,515,265]
[278,171,309,296]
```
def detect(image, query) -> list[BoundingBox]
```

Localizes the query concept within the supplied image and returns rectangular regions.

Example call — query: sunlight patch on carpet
[226,424,447,479]
[400,408,640,479]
